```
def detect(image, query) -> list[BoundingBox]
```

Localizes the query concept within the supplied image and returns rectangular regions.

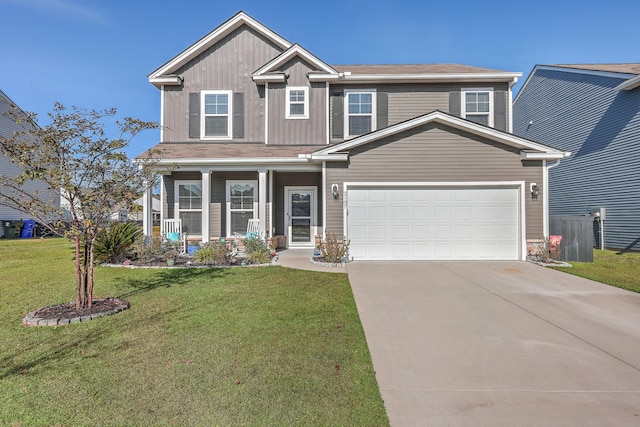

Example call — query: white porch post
[258,169,267,237]
[201,170,211,243]
[142,182,153,238]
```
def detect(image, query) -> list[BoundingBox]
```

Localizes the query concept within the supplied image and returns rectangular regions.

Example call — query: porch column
[258,169,267,237]
[142,182,153,238]
[201,170,211,243]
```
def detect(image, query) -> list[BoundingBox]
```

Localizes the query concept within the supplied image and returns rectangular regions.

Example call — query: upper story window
[286,87,309,119]
[345,90,377,137]
[201,90,232,139]
[462,89,493,127]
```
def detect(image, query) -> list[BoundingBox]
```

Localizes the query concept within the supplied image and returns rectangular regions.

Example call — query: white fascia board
[616,74,640,91]
[338,72,522,83]
[309,154,348,161]
[149,75,182,88]
[252,74,286,84]
[253,44,338,77]
[148,12,291,80]
[520,151,571,160]
[308,73,340,81]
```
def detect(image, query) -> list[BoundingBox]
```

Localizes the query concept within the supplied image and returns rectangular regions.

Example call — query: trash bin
[2,220,23,239]
[20,219,36,238]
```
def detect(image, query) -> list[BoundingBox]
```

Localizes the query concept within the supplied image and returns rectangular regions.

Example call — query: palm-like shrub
[94,222,143,263]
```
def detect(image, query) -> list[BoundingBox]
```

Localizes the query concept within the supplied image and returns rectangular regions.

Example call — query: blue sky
[2,0,639,157]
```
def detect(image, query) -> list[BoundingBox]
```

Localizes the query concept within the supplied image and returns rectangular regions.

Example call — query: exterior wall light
[530,183,539,200]
[332,184,339,200]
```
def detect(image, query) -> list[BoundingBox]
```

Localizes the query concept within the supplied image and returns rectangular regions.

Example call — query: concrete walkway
[274,248,347,273]
[347,261,640,426]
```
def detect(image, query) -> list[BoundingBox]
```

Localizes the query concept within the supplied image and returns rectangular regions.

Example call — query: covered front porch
[142,165,324,249]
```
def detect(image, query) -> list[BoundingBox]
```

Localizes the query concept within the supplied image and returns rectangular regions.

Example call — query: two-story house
[514,64,640,252]
[137,11,568,261]
[0,89,60,237]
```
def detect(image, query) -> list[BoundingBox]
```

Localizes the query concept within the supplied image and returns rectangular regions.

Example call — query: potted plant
[163,249,179,266]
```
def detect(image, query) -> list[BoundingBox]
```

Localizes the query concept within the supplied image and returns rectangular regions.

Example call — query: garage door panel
[347,186,520,260]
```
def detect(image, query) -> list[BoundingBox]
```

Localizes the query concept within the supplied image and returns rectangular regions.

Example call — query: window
[286,87,308,119]
[201,90,232,139]
[227,181,257,236]
[175,181,202,235]
[344,90,376,137]
[462,89,493,127]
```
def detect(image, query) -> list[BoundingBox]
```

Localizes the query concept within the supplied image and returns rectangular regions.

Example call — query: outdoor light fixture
[530,183,539,200]
[332,184,339,200]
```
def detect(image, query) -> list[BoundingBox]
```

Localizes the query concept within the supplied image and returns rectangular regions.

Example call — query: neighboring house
[0,89,60,237]
[513,64,640,251]
[137,11,568,260]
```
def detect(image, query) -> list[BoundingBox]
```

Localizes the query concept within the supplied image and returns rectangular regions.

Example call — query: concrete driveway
[347,261,640,426]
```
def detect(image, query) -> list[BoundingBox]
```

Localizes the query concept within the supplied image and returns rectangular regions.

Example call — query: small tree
[0,101,161,310]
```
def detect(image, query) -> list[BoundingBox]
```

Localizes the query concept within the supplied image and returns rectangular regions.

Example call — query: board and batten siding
[267,57,327,144]
[162,26,284,143]
[325,123,543,238]
[514,67,640,251]
[329,83,510,143]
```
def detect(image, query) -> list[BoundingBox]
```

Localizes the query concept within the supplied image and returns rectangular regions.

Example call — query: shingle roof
[552,63,640,75]
[136,142,327,160]
[332,64,508,74]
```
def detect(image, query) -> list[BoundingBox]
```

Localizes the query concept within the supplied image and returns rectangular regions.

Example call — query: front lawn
[556,249,640,293]
[0,238,388,426]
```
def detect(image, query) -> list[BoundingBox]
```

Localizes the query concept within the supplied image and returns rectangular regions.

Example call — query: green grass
[0,238,388,426]
[555,249,640,293]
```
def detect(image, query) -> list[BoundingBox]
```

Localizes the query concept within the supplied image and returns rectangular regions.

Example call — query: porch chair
[163,218,187,254]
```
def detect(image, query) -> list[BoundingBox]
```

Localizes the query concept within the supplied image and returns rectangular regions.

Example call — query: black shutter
[233,92,244,138]
[331,92,344,139]
[188,93,200,139]
[494,90,507,131]
[377,92,388,129]
[449,91,461,117]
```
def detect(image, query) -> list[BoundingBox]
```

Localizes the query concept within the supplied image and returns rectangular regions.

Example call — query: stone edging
[308,256,347,268]
[23,298,130,327]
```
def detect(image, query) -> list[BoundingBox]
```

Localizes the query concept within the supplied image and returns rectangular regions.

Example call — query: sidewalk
[274,248,347,273]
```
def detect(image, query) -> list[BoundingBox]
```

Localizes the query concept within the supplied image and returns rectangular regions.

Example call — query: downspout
[508,77,518,133]
[543,160,562,238]
[322,161,327,239]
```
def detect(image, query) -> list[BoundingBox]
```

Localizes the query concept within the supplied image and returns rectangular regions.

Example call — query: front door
[285,187,316,247]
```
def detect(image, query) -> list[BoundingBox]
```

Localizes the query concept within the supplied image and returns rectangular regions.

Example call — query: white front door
[285,187,316,247]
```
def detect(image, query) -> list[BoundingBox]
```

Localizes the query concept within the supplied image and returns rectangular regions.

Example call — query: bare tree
[0,101,161,310]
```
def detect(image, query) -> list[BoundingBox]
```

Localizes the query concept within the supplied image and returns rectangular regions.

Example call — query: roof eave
[616,75,640,91]
[335,72,522,84]
[520,151,571,160]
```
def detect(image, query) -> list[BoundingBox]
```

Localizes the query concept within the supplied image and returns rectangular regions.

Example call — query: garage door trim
[343,181,526,260]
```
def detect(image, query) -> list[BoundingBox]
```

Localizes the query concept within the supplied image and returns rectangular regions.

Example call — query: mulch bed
[23,297,130,327]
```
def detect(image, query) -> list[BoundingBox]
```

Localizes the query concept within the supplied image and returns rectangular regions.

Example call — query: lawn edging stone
[23,298,130,327]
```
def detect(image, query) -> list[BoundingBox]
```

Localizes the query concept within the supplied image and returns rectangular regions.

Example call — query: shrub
[194,241,230,265]
[243,237,272,264]
[130,235,164,263]
[94,222,143,263]
[320,233,350,264]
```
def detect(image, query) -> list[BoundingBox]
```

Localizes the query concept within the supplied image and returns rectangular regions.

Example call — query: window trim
[344,89,377,138]
[201,90,233,140]
[174,180,203,237]
[461,88,494,127]
[285,86,309,119]
[226,180,258,237]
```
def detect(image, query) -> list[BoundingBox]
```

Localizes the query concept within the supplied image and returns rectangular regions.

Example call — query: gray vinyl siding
[325,123,543,238]
[329,83,510,143]
[0,92,59,225]
[161,25,284,143]
[514,67,640,251]
[273,172,323,235]
[267,57,326,144]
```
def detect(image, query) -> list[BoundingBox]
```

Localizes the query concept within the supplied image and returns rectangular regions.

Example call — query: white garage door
[347,186,521,260]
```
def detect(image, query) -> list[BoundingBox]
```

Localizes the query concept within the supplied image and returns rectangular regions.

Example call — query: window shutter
[449,91,461,117]
[233,92,244,138]
[377,92,388,129]
[331,92,344,139]
[189,93,200,138]
[494,90,507,131]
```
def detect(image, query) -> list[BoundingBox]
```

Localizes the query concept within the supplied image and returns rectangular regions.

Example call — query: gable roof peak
[148,11,292,86]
